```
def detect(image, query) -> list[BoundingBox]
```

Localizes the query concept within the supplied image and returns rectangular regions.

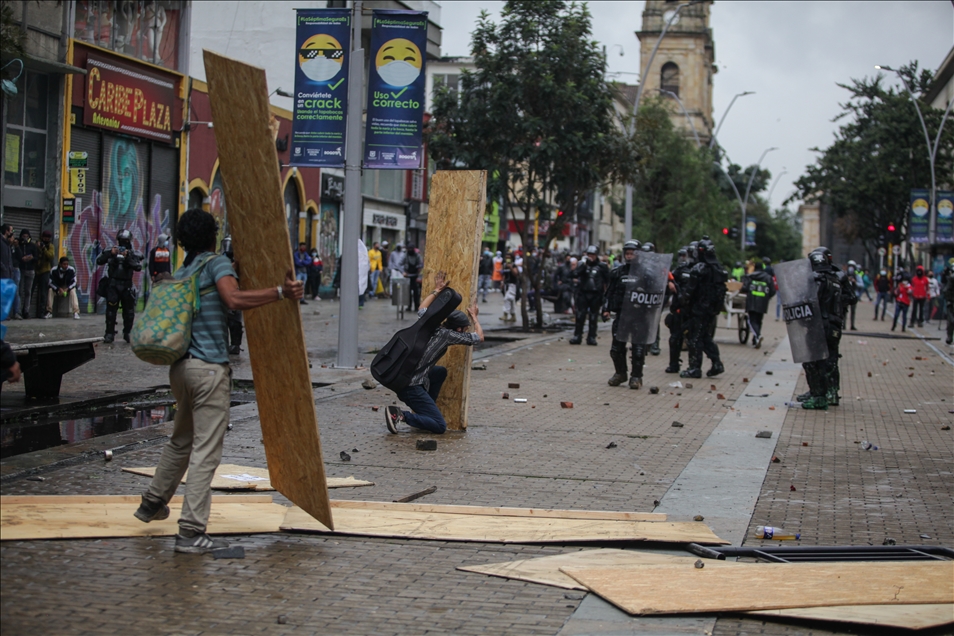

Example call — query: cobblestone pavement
[1,295,952,635]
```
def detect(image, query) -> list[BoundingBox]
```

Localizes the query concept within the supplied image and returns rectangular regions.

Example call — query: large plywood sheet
[0,495,286,540]
[122,465,374,491]
[203,50,332,529]
[423,170,487,431]
[329,500,664,521]
[561,562,954,615]
[462,550,954,630]
[281,505,727,544]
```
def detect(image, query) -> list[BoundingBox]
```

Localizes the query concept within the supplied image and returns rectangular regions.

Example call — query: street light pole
[766,170,788,203]
[875,65,954,247]
[713,161,746,219]
[741,146,777,252]
[709,90,754,150]
[658,88,701,147]
[625,1,697,240]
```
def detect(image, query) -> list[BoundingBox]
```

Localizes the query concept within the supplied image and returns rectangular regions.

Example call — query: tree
[790,62,954,264]
[1,3,25,63]
[627,98,739,260]
[427,0,633,329]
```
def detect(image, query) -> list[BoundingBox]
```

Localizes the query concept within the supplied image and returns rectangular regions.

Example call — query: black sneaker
[568,336,582,345]
[586,337,598,346]
[385,405,403,434]
[174,530,229,554]
[133,495,170,523]
[103,333,115,343]
[123,332,131,343]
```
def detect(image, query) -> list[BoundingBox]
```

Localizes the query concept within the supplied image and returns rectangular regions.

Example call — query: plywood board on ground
[462,550,953,630]
[561,562,954,615]
[203,50,332,529]
[281,505,726,544]
[422,170,487,431]
[0,495,287,541]
[329,500,663,521]
[122,465,373,491]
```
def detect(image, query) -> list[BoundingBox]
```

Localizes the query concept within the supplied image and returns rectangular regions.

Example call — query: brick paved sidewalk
[2,305,952,635]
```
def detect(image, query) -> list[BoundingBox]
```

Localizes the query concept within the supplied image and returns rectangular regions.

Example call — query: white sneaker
[43,312,53,319]
[73,312,81,320]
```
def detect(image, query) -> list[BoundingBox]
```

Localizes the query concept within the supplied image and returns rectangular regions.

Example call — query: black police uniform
[604,262,645,386]
[571,258,610,344]
[802,264,842,406]
[680,246,726,378]
[742,267,775,346]
[828,267,857,403]
[665,259,692,372]
[96,241,143,342]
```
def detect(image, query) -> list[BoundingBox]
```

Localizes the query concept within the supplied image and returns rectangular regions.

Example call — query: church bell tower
[637,1,716,144]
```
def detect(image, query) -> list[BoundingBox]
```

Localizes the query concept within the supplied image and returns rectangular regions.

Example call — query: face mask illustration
[301,57,342,83]
[378,60,420,87]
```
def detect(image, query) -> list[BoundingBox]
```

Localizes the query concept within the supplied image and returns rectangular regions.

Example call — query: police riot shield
[618,252,673,345]
[774,259,829,364]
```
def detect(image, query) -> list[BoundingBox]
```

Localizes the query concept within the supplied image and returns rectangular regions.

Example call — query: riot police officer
[679,239,727,378]
[665,246,693,373]
[570,245,610,345]
[742,260,775,348]
[96,229,143,343]
[830,252,857,405]
[799,247,844,410]
[641,242,662,356]
[603,240,643,388]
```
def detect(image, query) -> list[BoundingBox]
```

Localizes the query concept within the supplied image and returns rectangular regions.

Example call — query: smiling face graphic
[375,38,422,87]
[299,34,344,83]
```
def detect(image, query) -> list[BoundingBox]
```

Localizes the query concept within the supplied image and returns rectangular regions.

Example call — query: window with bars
[4,72,49,189]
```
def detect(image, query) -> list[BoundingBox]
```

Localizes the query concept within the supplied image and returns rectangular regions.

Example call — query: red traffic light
[887,223,896,232]
[557,210,564,216]
[722,227,729,235]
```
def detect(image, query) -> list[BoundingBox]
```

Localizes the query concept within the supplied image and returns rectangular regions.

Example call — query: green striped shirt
[175,253,236,364]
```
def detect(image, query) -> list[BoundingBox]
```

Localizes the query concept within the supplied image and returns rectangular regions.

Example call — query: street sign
[68,151,88,169]
[878,247,887,256]
[892,245,901,255]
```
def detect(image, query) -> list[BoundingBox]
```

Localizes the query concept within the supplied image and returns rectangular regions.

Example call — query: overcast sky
[437,1,954,212]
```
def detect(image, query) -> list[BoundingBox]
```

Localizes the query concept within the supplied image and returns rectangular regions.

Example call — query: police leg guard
[630,345,645,380]
[586,312,599,344]
[104,302,119,337]
[680,349,703,378]
[649,331,661,356]
[608,341,628,385]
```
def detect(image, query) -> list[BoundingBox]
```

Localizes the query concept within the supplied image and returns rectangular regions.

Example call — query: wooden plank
[560,562,954,615]
[122,465,374,491]
[1,495,273,504]
[281,506,726,544]
[461,550,953,630]
[750,604,954,631]
[328,500,665,521]
[10,337,103,351]
[1,499,287,541]
[202,50,333,529]
[422,170,487,431]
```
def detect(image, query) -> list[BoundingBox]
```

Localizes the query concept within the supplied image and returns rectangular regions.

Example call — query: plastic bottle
[755,525,800,540]
[861,440,879,451]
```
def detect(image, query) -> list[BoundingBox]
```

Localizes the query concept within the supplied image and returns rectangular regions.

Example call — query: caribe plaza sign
[84,52,177,144]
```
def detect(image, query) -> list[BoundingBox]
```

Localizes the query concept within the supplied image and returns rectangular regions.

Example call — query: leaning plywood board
[561,562,954,615]
[423,170,487,431]
[122,465,374,492]
[329,500,664,521]
[203,50,332,529]
[0,495,287,541]
[461,549,953,630]
[281,506,726,544]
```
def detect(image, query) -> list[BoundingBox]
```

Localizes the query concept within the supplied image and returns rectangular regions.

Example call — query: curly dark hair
[176,209,219,261]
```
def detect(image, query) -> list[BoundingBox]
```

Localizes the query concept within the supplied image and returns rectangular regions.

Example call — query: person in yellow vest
[368,241,383,299]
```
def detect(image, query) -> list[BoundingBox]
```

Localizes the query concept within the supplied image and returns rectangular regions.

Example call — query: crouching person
[385,272,484,434]
[133,209,303,553]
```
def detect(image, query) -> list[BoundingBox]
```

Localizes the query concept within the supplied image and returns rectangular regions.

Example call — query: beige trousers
[47,288,79,314]
[147,357,231,533]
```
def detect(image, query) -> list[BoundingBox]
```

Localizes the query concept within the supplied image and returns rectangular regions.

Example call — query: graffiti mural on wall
[209,171,228,251]
[65,137,171,311]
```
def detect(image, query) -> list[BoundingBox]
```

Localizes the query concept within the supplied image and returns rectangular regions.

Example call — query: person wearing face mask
[46,257,80,320]
[603,240,643,387]
[96,229,143,343]
[570,246,610,345]
[873,269,891,321]
[478,249,493,303]
[16,229,38,319]
[741,260,775,348]
[149,233,173,283]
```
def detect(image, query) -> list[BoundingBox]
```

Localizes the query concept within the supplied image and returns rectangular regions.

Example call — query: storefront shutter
[69,126,103,196]
[2,208,42,239]
[148,143,178,240]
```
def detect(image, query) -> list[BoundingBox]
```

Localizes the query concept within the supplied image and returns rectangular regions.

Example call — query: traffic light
[729,227,740,240]
[722,227,729,235]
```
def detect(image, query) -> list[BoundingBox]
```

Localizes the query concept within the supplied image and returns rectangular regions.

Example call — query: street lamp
[741,147,777,251]
[625,0,701,240]
[767,169,788,203]
[709,91,754,150]
[658,88,701,147]
[875,64,953,246]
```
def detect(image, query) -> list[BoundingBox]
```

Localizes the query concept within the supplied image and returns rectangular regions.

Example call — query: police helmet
[700,239,718,264]
[762,256,772,265]
[444,310,470,330]
[641,242,655,252]
[157,233,169,245]
[623,240,640,252]
[117,229,133,247]
[809,247,831,272]
[735,261,742,268]
[677,246,689,256]
[585,245,599,255]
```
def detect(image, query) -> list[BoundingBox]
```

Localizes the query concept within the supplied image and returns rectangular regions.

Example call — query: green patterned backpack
[131,255,216,365]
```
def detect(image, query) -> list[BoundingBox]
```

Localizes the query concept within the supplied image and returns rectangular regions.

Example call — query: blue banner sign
[363,10,428,169]
[745,219,757,247]
[936,191,953,244]
[909,189,930,243]
[290,8,351,167]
